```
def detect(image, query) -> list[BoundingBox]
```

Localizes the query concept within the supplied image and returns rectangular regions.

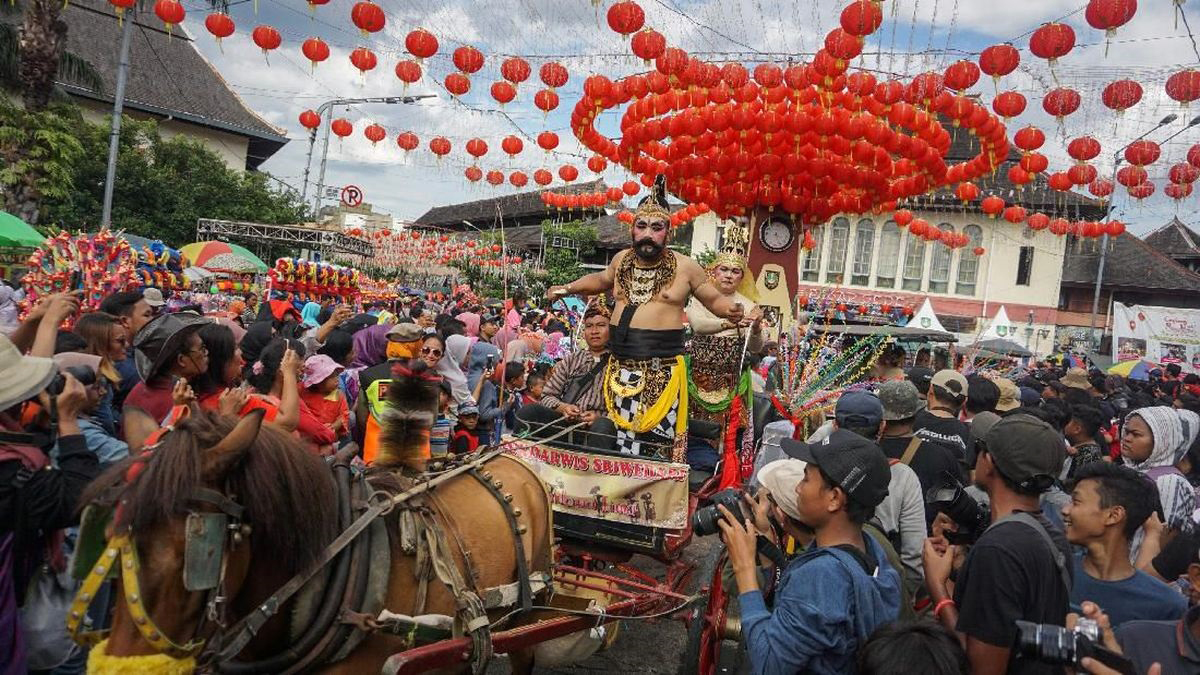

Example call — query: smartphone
[486,354,496,370]
[69,269,82,291]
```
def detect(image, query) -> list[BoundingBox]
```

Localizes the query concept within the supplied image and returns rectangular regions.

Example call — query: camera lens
[691,488,747,537]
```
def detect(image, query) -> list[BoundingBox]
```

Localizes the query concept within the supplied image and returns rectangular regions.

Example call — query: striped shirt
[540,350,609,414]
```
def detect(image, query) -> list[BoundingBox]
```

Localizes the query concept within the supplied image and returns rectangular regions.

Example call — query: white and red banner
[1112,302,1200,372]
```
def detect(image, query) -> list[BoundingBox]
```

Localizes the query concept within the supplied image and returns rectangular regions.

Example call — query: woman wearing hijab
[457,311,481,338]
[299,301,323,328]
[1122,406,1197,560]
[343,323,390,408]
[439,334,475,406]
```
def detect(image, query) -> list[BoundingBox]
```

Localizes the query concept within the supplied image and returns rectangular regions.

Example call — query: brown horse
[82,392,554,672]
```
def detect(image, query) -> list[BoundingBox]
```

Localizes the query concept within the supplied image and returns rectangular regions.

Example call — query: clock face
[759,219,794,253]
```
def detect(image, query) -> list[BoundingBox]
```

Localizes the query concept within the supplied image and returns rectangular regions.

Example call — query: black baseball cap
[982,414,1064,490]
[834,390,883,428]
[906,367,934,395]
[780,429,891,509]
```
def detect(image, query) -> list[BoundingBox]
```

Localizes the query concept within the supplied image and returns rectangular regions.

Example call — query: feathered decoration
[376,360,443,471]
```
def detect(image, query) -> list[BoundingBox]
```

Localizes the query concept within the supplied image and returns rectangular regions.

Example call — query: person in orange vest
[353,322,424,464]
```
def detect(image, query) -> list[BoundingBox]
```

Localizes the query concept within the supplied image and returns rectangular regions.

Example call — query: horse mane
[376,359,440,471]
[83,410,338,575]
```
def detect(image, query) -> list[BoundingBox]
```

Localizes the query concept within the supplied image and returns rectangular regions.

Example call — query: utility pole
[99,8,135,230]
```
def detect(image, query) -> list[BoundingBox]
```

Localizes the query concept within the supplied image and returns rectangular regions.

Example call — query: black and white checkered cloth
[612,365,678,456]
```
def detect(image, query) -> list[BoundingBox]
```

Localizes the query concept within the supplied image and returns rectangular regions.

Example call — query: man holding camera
[718,429,901,675]
[924,414,1072,675]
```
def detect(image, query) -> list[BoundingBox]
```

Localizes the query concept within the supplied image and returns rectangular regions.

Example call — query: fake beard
[633,238,665,260]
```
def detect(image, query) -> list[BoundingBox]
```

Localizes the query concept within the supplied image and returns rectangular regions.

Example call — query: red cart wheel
[681,547,741,674]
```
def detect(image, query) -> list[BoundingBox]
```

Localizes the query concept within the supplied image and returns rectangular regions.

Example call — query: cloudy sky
[176,0,1200,234]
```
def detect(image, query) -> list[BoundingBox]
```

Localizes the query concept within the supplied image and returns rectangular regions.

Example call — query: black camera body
[46,365,97,397]
[1015,619,1135,675]
[925,472,990,545]
[693,487,752,537]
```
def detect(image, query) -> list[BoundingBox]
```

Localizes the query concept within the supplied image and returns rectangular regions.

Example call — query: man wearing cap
[124,311,210,427]
[355,322,425,464]
[478,314,501,345]
[993,376,1023,416]
[718,429,902,675]
[924,414,1072,675]
[878,380,965,513]
[913,369,972,467]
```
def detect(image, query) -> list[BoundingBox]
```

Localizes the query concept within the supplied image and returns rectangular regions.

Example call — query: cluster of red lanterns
[359,229,525,269]
[540,188,624,211]
[892,209,980,254]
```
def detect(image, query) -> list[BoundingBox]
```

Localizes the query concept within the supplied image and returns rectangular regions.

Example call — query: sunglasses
[421,347,443,357]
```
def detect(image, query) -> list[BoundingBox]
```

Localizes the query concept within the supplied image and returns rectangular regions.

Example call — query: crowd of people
[723,344,1200,675]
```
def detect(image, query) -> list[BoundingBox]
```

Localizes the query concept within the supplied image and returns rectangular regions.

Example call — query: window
[956,225,983,296]
[928,223,955,293]
[801,226,825,281]
[715,225,726,253]
[875,221,900,288]
[551,236,576,250]
[825,217,850,284]
[851,219,876,285]
[1016,246,1034,286]
[901,231,926,291]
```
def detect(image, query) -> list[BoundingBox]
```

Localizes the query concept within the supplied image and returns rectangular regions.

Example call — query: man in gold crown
[685,221,763,482]
[547,177,744,457]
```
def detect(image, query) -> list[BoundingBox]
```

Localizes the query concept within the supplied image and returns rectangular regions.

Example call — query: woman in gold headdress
[685,221,762,483]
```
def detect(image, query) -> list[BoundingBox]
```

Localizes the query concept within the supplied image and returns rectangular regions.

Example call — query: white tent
[978,305,1017,341]
[909,298,948,333]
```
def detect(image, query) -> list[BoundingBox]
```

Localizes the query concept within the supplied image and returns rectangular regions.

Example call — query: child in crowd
[300,354,349,441]
[451,402,481,454]
[523,372,545,406]
[430,380,454,457]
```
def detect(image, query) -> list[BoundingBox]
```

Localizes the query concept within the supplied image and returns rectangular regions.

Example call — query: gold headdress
[633,175,670,223]
[707,219,758,302]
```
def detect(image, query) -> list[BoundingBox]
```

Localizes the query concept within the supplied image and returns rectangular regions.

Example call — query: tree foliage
[540,219,598,286]
[0,102,306,245]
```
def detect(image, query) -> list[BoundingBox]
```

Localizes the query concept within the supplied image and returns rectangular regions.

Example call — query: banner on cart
[1112,302,1200,372]
[503,440,689,529]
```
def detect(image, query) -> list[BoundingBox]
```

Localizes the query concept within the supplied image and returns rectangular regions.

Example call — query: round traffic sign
[340,184,363,207]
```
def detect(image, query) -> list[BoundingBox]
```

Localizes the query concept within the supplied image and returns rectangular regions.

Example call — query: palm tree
[0,0,103,110]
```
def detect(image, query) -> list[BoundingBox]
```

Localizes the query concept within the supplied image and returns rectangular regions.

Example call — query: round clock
[758,218,794,253]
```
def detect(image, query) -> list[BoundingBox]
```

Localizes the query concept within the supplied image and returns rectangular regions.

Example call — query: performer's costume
[604,178,688,460]
[685,222,761,485]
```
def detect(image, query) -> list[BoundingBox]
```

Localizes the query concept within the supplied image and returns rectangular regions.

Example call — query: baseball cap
[756,459,806,522]
[386,322,423,342]
[480,313,501,325]
[931,369,968,402]
[834,390,883,428]
[878,380,925,420]
[780,429,891,509]
[1019,386,1042,407]
[981,414,1065,489]
[457,401,479,416]
[141,287,165,307]
[993,377,1020,412]
[906,367,934,397]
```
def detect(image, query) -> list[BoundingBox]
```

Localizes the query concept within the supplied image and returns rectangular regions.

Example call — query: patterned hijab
[1126,406,1183,471]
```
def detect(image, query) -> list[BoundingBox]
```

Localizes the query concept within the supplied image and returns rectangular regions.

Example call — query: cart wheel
[680,546,742,675]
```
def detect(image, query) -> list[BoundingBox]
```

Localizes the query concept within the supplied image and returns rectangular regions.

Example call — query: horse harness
[70,438,541,674]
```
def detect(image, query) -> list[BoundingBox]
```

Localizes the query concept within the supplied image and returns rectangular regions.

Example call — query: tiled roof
[1144,217,1200,257]
[414,180,606,228]
[1061,232,1200,293]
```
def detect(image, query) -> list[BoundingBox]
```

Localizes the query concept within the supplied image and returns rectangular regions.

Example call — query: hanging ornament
[444,73,470,96]
[606,1,645,38]
[251,25,282,61]
[298,110,321,130]
[1068,164,1098,186]
[1067,136,1101,162]
[534,89,560,113]
[1042,87,1081,122]
[1116,165,1148,187]
[331,118,353,139]
[1089,178,1114,200]
[204,12,234,47]
[350,1,386,35]
[429,136,451,158]
[491,81,516,105]
[302,37,330,71]
[1124,139,1161,166]
[153,0,185,34]
[955,181,980,203]
[1107,221,1126,237]
[540,62,569,88]
[978,44,1020,86]
[453,46,485,75]
[396,131,418,152]
[1085,0,1137,54]
[1048,172,1074,192]
[587,155,608,173]
[405,29,438,60]
[631,28,666,64]
[501,135,523,157]
[558,165,579,182]
[465,138,489,160]
[1169,162,1200,184]
[1027,212,1050,230]
[363,123,386,145]
[943,60,981,92]
[622,180,639,196]
[1188,144,1200,169]
[840,0,883,36]
[395,60,421,86]
[980,195,1005,217]
[1166,69,1200,106]
[1013,126,1046,153]
[534,169,553,186]
[992,91,1026,119]
[501,57,531,85]
[1003,205,1027,224]
[109,0,136,23]
[1029,22,1076,67]
[486,171,504,187]
[349,47,377,75]
[510,171,529,188]
[536,131,559,152]
[1128,182,1156,200]
[1102,79,1142,114]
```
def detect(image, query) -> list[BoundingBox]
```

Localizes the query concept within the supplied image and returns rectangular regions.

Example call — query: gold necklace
[617,251,676,306]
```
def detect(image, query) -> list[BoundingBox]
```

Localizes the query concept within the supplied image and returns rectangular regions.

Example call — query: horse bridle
[67,407,251,660]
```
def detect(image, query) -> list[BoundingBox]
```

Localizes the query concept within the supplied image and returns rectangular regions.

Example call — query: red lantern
[396,131,418,152]
[205,12,234,41]
[394,60,421,85]
[465,138,488,159]
[1165,182,1192,200]
[350,1,385,34]
[252,25,281,55]
[1116,165,1147,187]
[1042,87,1081,119]
[1048,172,1074,192]
[501,57,531,85]
[1124,140,1161,166]
[298,110,321,130]
[909,219,929,237]
[943,60,981,91]
[1166,69,1200,105]
[349,47,377,74]
[1020,152,1049,174]
[363,123,386,145]
[500,135,523,157]
[1027,212,1050,230]
[405,29,438,59]
[153,0,185,30]
[1102,79,1142,113]
[534,169,553,186]
[536,131,559,151]
[486,171,504,187]
[1048,218,1070,235]
[1128,182,1156,200]
[1107,221,1127,236]
[1029,22,1076,64]
[631,28,666,64]
[840,0,883,36]
[1189,144,1200,169]
[534,89,559,113]
[587,155,608,173]
[1067,136,1101,162]
[444,73,470,96]
[973,246,985,256]
[1169,162,1200,184]
[606,1,645,37]
[302,37,330,68]
[428,136,451,157]
[491,81,516,105]
[893,209,914,227]
[510,171,528,188]
[540,62,569,88]
[331,118,352,139]
[452,46,485,74]
[991,91,1026,119]
[979,44,1020,82]
[955,182,980,203]
[109,0,136,18]
[622,180,640,196]
[607,187,624,202]
[1013,126,1046,152]
[558,165,579,182]
[1008,165,1033,186]
[1085,0,1137,37]
[1089,178,1114,199]
[1068,164,1098,186]
[980,195,1005,217]
[1003,206,1027,224]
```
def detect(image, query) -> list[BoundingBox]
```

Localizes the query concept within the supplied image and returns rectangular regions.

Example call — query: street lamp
[300,95,435,213]
[1089,114,1189,348]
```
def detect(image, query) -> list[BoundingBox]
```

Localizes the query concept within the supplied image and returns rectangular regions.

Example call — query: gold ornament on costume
[711,220,750,269]
[632,175,671,224]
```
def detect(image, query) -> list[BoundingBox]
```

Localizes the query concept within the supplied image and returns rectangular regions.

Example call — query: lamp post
[99,6,136,230]
[300,95,434,215]
[1089,114,1186,349]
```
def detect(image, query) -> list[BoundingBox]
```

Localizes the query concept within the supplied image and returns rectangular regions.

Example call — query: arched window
[901,230,926,291]
[801,226,825,282]
[851,219,876,286]
[928,223,956,293]
[875,221,900,289]
[824,217,851,284]
[956,224,984,296]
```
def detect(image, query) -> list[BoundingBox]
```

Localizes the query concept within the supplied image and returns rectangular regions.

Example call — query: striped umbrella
[179,241,267,273]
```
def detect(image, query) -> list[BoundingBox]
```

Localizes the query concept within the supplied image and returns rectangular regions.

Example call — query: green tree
[0,102,84,224]
[540,219,598,286]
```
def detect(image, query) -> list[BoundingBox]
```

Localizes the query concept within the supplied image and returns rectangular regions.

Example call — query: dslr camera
[1014,619,1135,675]
[46,365,97,397]
[925,472,990,545]
[693,487,755,537]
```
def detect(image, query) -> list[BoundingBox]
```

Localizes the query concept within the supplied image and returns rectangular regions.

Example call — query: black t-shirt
[954,512,1073,675]
[879,435,965,504]
[913,410,970,465]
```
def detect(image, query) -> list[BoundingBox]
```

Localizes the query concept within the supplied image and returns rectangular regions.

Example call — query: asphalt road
[487,536,735,674]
